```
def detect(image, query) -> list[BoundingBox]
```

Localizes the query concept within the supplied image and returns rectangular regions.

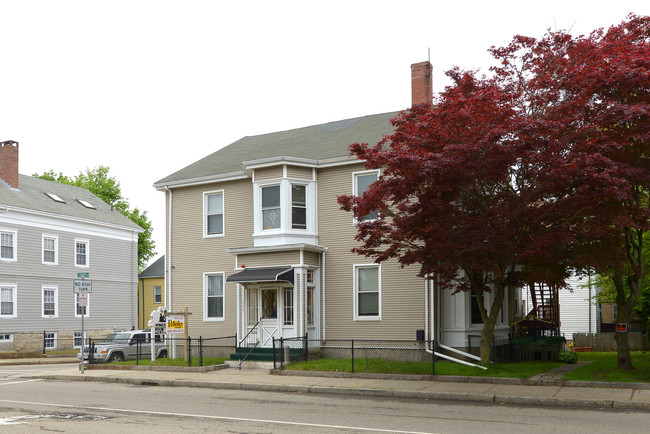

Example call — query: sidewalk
[4,358,649,411]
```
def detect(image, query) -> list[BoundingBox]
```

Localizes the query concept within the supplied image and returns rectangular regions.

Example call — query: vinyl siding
[139,276,165,329]
[287,165,313,180]
[0,221,138,333]
[317,164,425,339]
[237,251,299,268]
[254,167,283,182]
[168,178,253,337]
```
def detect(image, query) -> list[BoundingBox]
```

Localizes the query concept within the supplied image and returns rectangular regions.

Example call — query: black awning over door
[225,266,294,285]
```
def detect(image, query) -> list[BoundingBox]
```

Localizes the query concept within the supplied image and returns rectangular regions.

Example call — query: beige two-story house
[153,62,519,355]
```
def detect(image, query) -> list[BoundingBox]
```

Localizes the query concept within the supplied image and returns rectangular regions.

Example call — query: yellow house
[138,256,165,329]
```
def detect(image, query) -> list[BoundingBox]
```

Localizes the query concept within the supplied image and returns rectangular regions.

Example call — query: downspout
[322,250,326,340]
[164,186,174,358]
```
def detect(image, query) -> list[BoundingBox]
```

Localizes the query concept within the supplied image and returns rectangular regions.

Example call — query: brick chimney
[0,140,19,189]
[411,61,433,106]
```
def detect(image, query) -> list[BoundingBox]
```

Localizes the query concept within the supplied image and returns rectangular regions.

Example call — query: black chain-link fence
[86,335,236,367]
[467,334,518,363]
[273,336,437,375]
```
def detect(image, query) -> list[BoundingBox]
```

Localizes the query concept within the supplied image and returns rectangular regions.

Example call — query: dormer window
[45,193,65,203]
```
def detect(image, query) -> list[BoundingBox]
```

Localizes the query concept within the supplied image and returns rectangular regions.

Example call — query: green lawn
[563,351,650,383]
[113,357,227,367]
[285,358,561,378]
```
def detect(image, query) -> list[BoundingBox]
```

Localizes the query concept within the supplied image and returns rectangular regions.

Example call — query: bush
[559,350,578,364]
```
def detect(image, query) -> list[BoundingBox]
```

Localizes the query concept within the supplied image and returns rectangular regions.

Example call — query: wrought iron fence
[273,336,437,375]
[86,335,236,367]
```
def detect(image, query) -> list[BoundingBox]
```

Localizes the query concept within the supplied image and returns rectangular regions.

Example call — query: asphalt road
[1,364,649,433]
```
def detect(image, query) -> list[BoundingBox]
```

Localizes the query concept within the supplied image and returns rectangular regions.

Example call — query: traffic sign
[77,272,89,278]
[78,292,88,307]
[616,323,628,332]
[73,279,92,293]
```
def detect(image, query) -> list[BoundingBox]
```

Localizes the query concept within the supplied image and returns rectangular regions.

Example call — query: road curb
[31,374,650,411]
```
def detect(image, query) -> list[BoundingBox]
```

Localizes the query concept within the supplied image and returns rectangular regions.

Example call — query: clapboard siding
[318,164,426,339]
[287,165,313,180]
[0,221,138,334]
[254,167,283,182]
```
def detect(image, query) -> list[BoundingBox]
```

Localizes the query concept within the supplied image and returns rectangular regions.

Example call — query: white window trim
[153,286,162,304]
[0,284,17,318]
[42,234,58,265]
[0,228,17,262]
[42,285,59,318]
[352,169,380,224]
[0,333,14,342]
[43,332,57,350]
[203,272,225,322]
[353,263,381,321]
[74,239,90,268]
[253,179,317,235]
[73,331,84,348]
[75,292,90,318]
[203,190,225,238]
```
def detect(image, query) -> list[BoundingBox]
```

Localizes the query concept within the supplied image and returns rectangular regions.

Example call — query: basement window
[45,192,65,203]
[76,199,96,209]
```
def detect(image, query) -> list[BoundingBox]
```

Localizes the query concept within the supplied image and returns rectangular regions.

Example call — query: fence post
[272,337,276,369]
[89,338,94,364]
[188,337,192,367]
[351,339,355,374]
[199,336,203,367]
[42,330,46,355]
[280,337,284,369]
[432,340,436,376]
[136,341,140,365]
[304,333,308,362]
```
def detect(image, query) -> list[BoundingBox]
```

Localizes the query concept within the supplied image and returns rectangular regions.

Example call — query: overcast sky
[1,1,648,266]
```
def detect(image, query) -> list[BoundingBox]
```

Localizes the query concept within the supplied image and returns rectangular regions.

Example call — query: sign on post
[616,323,628,332]
[78,292,88,307]
[166,315,185,334]
[77,272,90,279]
[73,280,92,293]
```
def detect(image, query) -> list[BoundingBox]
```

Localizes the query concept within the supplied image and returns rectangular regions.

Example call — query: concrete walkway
[2,357,649,411]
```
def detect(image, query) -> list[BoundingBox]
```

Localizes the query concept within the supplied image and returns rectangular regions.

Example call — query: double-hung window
[204,191,224,236]
[75,240,89,267]
[204,273,224,321]
[154,286,162,304]
[42,286,58,317]
[44,332,57,349]
[353,170,379,221]
[42,235,58,265]
[74,331,84,348]
[0,230,16,261]
[0,285,17,318]
[354,264,381,320]
[291,185,307,229]
[261,185,281,230]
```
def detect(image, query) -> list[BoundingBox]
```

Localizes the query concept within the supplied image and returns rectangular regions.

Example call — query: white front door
[260,288,279,346]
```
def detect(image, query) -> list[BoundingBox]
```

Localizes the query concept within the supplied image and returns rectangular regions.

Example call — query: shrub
[559,350,578,364]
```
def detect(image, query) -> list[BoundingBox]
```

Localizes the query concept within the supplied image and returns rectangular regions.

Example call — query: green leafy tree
[34,166,156,270]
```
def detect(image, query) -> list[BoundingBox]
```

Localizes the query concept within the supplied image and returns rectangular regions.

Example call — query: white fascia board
[226,243,328,255]
[0,208,139,242]
[154,172,248,190]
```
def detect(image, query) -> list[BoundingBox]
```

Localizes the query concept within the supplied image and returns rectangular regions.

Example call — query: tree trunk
[479,314,498,363]
[612,271,640,371]
[476,280,507,364]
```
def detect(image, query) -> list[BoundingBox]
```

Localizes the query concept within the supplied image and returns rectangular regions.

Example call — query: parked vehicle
[78,329,167,363]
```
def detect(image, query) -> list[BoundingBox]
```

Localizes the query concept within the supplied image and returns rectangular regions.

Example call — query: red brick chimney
[411,61,433,106]
[0,140,19,189]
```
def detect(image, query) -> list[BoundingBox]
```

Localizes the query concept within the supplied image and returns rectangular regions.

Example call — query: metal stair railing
[237,320,260,369]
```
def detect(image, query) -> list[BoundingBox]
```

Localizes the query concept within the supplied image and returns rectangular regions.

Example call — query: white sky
[1,1,648,266]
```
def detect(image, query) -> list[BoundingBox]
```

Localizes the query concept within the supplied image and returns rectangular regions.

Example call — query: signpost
[74,274,91,374]
[166,307,192,361]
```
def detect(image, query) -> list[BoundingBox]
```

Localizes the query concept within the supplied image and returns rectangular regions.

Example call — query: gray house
[0,141,142,352]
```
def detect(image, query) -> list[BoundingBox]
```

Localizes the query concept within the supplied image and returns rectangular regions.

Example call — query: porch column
[294,266,308,337]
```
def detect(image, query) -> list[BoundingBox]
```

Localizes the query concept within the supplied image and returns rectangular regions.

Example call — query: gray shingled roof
[0,175,143,232]
[139,255,164,278]
[154,111,399,187]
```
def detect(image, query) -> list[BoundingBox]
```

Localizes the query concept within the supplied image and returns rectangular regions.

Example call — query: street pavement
[2,357,650,411]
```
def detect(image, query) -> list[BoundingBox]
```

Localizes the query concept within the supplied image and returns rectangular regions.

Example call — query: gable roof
[154,111,399,188]
[139,255,165,278]
[0,175,143,232]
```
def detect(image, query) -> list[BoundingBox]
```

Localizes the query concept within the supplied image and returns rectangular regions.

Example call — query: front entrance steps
[229,346,303,363]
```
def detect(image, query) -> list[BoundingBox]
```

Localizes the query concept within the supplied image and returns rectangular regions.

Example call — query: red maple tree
[339,14,649,367]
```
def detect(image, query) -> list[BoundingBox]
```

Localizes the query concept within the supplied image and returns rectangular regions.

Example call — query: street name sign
[77,272,90,278]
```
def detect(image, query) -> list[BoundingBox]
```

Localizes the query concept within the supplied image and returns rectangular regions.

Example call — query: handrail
[237,320,260,369]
